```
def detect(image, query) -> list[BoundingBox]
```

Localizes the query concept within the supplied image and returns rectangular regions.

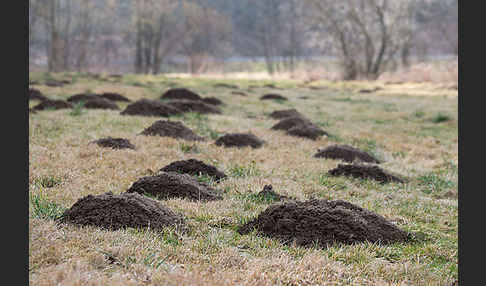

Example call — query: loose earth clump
[260,94,288,101]
[215,133,265,148]
[67,93,99,103]
[90,137,136,150]
[29,88,48,101]
[314,145,381,163]
[82,97,119,110]
[32,99,73,111]
[287,124,328,140]
[256,185,291,201]
[201,97,224,106]
[328,163,404,183]
[269,109,304,119]
[238,199,409,247]
[60,192,185,231]
[140,120,204,141]
[99,92,131,102]
[120,99,182,117]
[126,172,223,202]
[271,116,313,131]
[159,159,227,182]
[166,100,222,114]
[161,88,202,101]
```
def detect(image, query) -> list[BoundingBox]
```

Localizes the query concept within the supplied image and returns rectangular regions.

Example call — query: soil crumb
[60,192,185,231]
[126,172,223,201]
[238,199,409,247]
[215,133,265,148]
[90,137,135,150]
[161,88,202,101]
[160,159,227,182]
[166,100,222,114]
[120,99,182,117]
[140,120,204,141]
[328,163,404,183]
[32,99,73,111]
[260,94,288,101]
[314,145,380,163]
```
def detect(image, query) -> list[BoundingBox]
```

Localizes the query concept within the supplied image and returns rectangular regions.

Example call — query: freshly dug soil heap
[32,99,73,111]
[67,93,99,103]
[271,116,313,131]
[260,94,288,101]
[44,79,68,87]
[82,97,120,110]
[201,97,224,106]
[269,109,304,119]
[60,192,185,231]
[120,99,182,117]
[314,145,380,163]
[238,199,409,247]
[215,133,265,148]
[231,91,247,96]
[161,88,202,101]
[328,164,404,183]
[160,159,227,182]
[126,172,223,202]
[99,92,131,102]
[287,124,328,140]
[29,88,48,101]
[213,83,239,89]
[257,185,290,201]
[91,137,135,150]
[166,100,222,114]
[140,120,204,141]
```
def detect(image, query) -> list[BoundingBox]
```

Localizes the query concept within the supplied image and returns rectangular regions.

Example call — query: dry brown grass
[29,71,458,285]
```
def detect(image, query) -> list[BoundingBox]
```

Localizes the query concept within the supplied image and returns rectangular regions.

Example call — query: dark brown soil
[201,97,224,106]
[269,109,304,119]
[231,91,247,96]
[256,185,290,201]
[166,100,222,114]
[90,137,135,150]
[126,172,223,201]
[314,145,380,163]
[263,84,281,89]
[328,164,404,183]
[287,124,328,140]
[161,88,202,101]
[120,99,182,117]
[44,79,69,87]
[271,116,313,131]
[260,94,288,101]
[99,92,131,102]
[60,192,185,231]
[83,97,120,110]
[32,99,73,111]
[67,93,99,103]
[140,120,204,141]
[29,88,48,101]
[215,133,265,148]
[213,83,239,89]
[238,199,409,247]
[159,159,227,182]
[358,87,382,93]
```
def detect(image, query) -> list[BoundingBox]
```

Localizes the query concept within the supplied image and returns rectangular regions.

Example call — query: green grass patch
[29,192,66,220]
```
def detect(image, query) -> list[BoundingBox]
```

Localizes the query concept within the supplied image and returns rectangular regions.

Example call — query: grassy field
[29,71,458,285]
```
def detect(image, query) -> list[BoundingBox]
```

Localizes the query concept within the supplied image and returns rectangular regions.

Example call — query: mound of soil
[238,199,409,247]
[161,88,202,101]
[99,92,131,102]
[260,94,288,101]
[44,79,70,87]
[257,185,290,201]
[287,124,328,140]
[126,172,223,202]
[83,97,120,110]
[90,137,135,150]
[67,93,99,103]
[60,192,185,231]
[231,91,247,96]
[201,97,224,106]
[269,109,303,119]
[213,83,239,89]
[166,100,222,114]
[140,120,204,141]
[314,145,380,164]
[120,99,182,117]
[29,88,48,101]
[328,163,404,183]
[32,99,73,111]
[271,116,313,131]
[215,133,265,148]
[160,159,227,182]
